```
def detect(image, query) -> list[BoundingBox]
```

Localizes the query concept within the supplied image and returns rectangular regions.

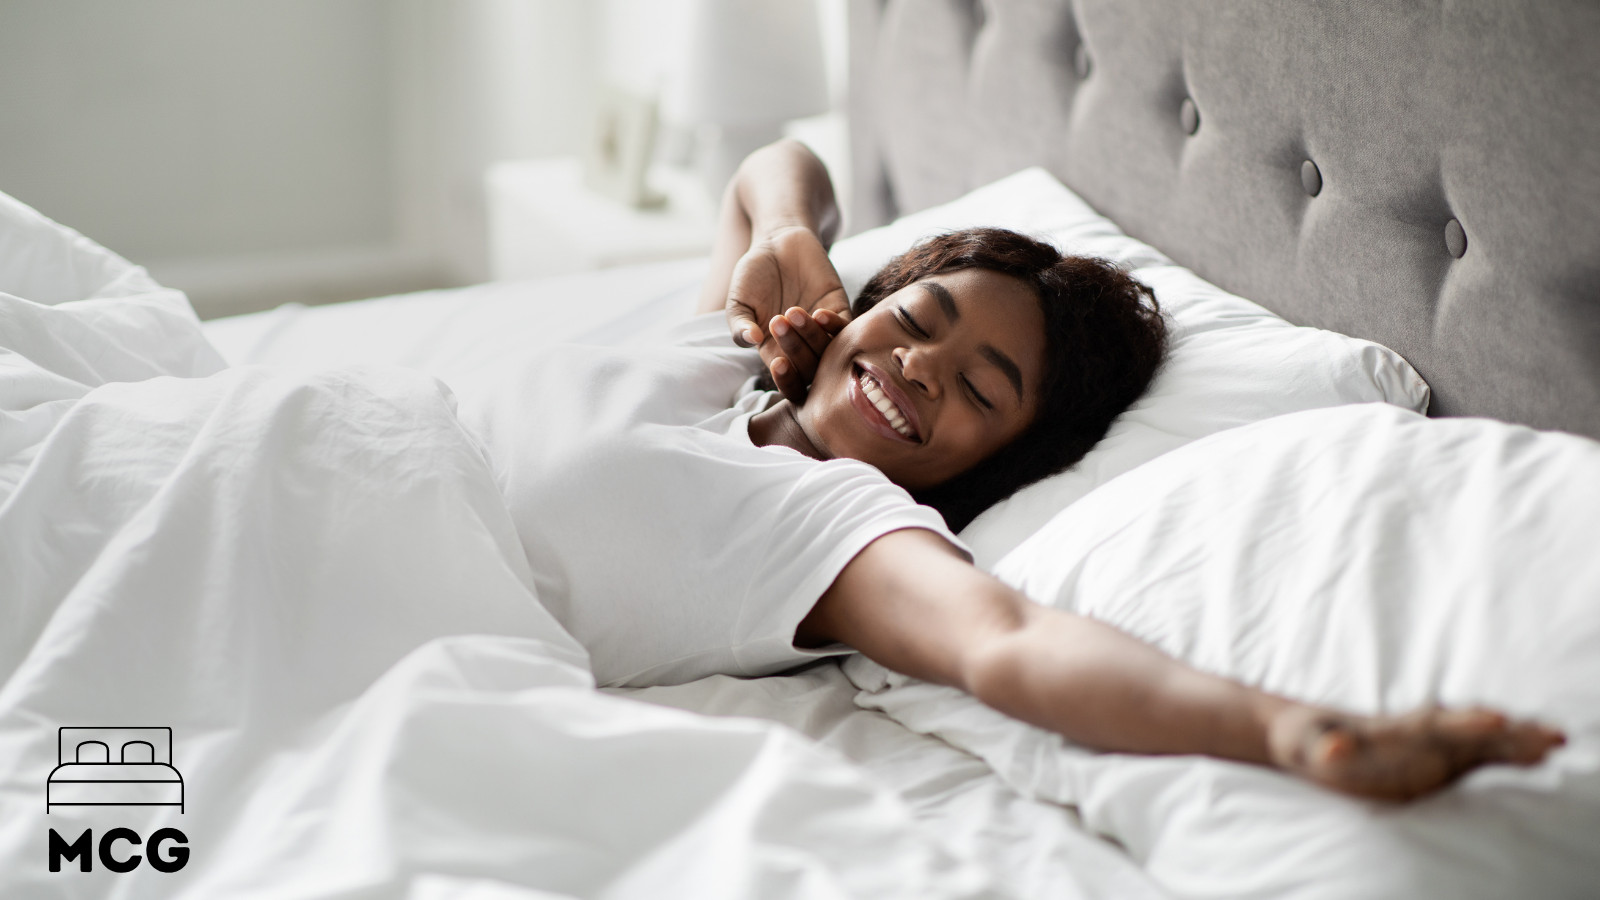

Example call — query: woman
[676,140,1563,802]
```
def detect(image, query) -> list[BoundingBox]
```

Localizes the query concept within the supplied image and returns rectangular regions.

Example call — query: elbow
[953,585,1037,704]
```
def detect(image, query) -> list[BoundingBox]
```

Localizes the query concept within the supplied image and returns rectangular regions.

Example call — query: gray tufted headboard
[848,0,1600,438]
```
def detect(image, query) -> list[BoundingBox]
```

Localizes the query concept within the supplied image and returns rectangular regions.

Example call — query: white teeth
[858,370,915,439]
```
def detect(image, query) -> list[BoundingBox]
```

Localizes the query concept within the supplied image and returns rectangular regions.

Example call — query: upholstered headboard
[848,0,1600,437]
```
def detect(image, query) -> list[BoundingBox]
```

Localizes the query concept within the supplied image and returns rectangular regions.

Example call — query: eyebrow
[981,345,1025,404]
[920,281,960,322]
[919,281,1025,404]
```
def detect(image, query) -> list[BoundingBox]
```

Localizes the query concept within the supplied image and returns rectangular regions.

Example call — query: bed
[2,2,1598,898]
[47,728,185,814]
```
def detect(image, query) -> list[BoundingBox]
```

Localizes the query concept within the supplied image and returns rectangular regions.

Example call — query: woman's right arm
[798,528,1565,801]
[697,139,850,401]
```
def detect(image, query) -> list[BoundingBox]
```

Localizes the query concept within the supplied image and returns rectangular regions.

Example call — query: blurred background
[0,0,849,318]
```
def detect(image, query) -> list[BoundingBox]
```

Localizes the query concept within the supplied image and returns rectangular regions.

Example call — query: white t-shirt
[453,313,966,687]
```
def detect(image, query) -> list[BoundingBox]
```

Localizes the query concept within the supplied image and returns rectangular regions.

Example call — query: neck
[749,400,828,460]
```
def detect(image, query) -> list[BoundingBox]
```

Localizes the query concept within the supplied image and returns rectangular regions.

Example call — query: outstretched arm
[798,529,1565,801]
[697,139,849,402]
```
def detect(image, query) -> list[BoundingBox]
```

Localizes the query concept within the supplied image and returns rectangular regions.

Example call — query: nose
[892,345,941,399]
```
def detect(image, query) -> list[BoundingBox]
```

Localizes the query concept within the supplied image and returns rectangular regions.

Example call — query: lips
[850,359,923,443]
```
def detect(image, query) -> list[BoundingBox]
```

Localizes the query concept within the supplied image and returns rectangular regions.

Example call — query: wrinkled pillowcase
[847,403,1600,900]
[827,168,1430,567]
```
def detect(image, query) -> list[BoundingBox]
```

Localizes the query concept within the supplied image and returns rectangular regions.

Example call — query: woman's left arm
[798,528,1565,800]
[696,139,849,402]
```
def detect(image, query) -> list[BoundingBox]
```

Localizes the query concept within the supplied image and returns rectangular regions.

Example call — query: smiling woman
[853,231,1166,528]
[700,139,1565,802]
[754,262,1050,495]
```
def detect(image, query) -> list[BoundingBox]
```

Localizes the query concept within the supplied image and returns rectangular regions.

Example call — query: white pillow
[828,169,1431,568]
[847,403,1600,899]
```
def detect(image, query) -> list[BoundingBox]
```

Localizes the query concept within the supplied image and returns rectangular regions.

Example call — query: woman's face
[797,268,1047,491]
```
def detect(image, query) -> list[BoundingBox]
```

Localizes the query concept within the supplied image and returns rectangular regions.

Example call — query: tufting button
[1179,98,1199,135]
[1300,160,1322,197]
[1074,44,1091,79]
[1444,219,1467,258]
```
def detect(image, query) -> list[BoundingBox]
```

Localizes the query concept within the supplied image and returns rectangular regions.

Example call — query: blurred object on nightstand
[486,157,715,282]
[584,84,663,209]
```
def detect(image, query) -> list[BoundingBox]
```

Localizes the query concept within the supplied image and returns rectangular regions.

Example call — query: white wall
[0,0,601,317]
[0,0,395,259]
[391,0,600,292]
[0,1,843,318]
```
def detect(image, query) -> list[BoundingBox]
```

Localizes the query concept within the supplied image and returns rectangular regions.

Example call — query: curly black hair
[853,227,1168,531]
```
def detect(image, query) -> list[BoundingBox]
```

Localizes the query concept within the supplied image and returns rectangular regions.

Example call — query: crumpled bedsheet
[0,224,999,898]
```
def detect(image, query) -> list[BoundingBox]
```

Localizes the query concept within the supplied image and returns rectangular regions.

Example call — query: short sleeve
[728,458,968,678]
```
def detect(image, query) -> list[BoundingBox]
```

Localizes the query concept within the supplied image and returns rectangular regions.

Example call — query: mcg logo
[46,726,189,874]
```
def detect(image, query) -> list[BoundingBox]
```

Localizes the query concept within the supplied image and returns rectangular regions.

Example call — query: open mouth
[853,363,921,442]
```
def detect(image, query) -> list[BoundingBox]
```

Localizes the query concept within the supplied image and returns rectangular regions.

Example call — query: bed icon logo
[46,727,190,874]
[47,727,185,814]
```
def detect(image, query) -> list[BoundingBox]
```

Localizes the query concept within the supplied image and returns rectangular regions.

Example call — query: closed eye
[962,376,994,410]
[895,305,928,338]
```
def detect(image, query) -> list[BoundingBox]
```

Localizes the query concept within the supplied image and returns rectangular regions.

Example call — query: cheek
[941,409,1031,469]
[942,419,997,467]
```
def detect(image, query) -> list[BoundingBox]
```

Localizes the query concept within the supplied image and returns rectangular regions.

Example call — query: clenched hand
[724,225,851,402]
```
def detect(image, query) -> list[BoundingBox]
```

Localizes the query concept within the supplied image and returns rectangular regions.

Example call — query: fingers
[727,303,763,348]
[1431,707,1565,766]
[771,307,834,362]
[724,248,780,348]
[1288,705,1568,802]
[1492,720,1567,765]
[769,356,808,404]
[813,307,851,335]
[766,307,834,404]
[734,303,844,351]
[722,235,849,349]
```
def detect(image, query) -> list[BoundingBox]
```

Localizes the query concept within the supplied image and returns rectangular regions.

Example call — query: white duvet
[0,195,997,898]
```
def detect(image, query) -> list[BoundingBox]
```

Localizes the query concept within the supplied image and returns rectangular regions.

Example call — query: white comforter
[0,232,995,897]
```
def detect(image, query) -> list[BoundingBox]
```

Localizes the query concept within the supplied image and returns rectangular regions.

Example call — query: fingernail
[772,357,789,375]
[787,309,806,327]
[772,318,790,336]
[745,327,760,345]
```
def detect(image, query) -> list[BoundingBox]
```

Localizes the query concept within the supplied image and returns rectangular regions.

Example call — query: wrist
[748,218,819,246]
[733,139,839,244]
[1262,699,1340,773]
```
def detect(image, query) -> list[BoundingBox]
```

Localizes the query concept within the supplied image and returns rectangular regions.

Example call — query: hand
[764,306,849,403]
[724,225,851,399]
[1268,704,1566,801]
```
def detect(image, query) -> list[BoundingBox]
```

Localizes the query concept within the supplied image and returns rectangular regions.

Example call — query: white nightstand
[485,157,717,282]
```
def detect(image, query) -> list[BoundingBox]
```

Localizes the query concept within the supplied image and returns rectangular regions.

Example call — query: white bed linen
[1,199,1031,899]
[201,260,711,378]
[0,337,997,898]
[614,666,1170,900]
[847,404,1600,899]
